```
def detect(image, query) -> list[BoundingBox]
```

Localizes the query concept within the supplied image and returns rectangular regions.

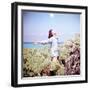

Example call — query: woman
[35,29,61,75]
[39,29,59,61]
[48,29,59,61]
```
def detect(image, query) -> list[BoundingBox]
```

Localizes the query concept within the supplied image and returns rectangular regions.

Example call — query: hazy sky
[22,11,80,42]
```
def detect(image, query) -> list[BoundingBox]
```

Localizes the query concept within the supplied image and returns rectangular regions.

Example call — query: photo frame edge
[11,2,88,87]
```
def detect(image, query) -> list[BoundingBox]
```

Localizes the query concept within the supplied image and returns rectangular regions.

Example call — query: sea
[23,42,63,48]
[23,42,47,48]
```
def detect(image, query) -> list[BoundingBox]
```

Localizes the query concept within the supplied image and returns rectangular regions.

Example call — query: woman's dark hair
[48,29,53,38]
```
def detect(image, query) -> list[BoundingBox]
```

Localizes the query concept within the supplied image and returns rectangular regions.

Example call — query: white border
[18,5,86,84]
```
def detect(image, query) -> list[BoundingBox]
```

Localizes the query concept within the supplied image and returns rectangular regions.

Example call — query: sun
[49,13,54,18]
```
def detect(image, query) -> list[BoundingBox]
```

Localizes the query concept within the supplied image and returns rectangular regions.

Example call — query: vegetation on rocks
[23,33,80,77]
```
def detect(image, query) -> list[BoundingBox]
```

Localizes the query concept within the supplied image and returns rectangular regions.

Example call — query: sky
[22,11,80,42]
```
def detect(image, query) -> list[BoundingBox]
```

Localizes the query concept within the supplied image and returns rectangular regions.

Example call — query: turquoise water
[23,42,63,48]
[23,43,48,48]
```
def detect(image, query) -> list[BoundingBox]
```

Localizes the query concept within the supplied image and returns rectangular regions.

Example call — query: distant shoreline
[23,42,64,44]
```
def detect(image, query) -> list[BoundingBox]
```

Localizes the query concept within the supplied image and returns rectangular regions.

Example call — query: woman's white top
[40,36,59,57]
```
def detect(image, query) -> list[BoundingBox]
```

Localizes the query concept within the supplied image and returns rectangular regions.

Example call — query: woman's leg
[53,56,57,61]
[50,56,61,75]
[50,57,61,71]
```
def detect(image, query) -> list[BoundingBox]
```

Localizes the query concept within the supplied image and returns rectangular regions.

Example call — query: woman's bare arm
[33,39,51,45]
